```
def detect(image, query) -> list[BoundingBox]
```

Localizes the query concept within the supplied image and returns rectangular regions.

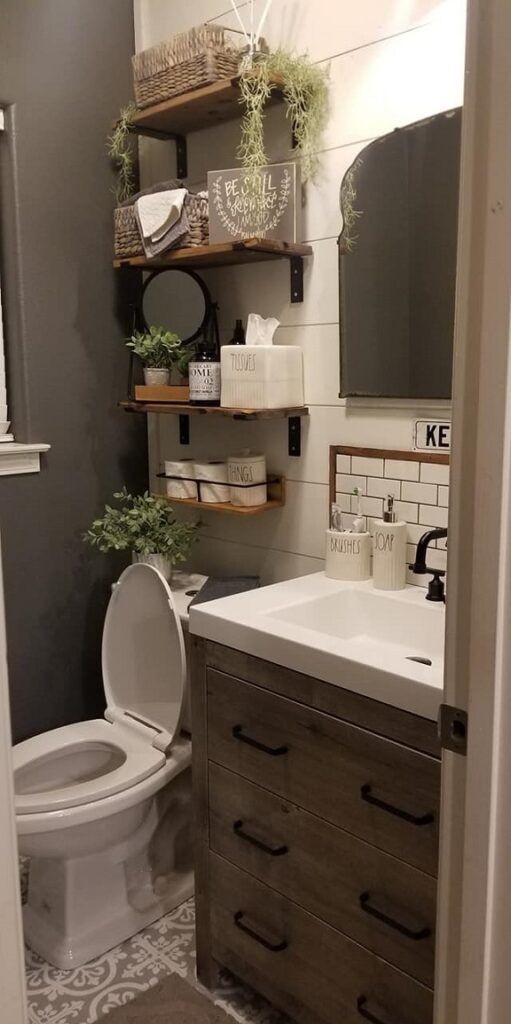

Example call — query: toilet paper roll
[193,461,230,503]
[164,459,197,500]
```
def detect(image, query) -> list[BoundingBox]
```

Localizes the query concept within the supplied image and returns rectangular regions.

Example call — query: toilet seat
[14,719,166,814]
[14,563,187,816]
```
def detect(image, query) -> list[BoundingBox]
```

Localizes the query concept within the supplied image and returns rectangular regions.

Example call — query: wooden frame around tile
[329,445,450,511]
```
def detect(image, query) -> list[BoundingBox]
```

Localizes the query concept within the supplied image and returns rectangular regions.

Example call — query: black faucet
[409,528,447,602]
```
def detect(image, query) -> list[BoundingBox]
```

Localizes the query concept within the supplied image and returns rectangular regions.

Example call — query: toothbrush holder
[325,529,371,581]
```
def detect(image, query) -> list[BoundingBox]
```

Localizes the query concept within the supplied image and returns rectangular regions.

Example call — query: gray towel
[189,576,260,608]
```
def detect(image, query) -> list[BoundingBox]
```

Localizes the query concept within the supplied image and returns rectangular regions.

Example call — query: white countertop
[189,572,445,721]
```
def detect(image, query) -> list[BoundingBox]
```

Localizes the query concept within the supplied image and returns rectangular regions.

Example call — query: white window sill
[0,441,50,476]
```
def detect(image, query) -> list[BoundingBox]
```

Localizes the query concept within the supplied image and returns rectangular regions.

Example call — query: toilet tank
[171,572,208,735]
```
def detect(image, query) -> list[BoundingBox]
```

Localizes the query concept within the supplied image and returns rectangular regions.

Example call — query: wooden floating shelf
[119,401,309,421]
[128,75,285,138]
[158,476,285,516]
[114,238,312,271]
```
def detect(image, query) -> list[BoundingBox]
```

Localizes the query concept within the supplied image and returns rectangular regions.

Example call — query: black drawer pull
[232,724,288,757]
[234,911,288,952]
[360,784,434,826]
[357,996,404,1024]
[359,892,431,941]
[233,820,289,857]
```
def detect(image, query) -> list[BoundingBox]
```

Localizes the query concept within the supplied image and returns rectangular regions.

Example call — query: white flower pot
[132,552,172,581]
[144,367,170,386]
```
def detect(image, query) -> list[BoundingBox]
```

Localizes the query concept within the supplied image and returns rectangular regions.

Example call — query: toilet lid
[102,563,186,749]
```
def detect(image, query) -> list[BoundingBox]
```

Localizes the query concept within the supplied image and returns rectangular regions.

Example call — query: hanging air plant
[229,1,329,185]
[107,102,137,204]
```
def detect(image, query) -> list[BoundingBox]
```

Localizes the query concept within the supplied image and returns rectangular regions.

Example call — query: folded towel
[134,190,190,258]
[135,188,187,241]
[189,576,260,608]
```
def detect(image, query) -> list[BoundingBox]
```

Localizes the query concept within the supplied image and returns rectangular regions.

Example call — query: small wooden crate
[134,384,190,403]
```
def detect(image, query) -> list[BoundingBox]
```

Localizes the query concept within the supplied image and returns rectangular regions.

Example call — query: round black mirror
[141,268,212,345]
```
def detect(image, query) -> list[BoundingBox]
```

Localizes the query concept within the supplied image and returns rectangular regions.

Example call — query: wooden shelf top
[160,494,283,516]
[120,401,309,420]
[129,76,284,137]
[114,238,312,271]
[158,474,285,515]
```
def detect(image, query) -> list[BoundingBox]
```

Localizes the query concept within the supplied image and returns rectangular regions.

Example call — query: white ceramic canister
[227,450,267,506]
[164,459,198,500]
[193,460,230,503]
[325,529,371,580]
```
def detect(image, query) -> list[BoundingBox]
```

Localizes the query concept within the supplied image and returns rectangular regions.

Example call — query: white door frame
[435,0,511,1021]
[0,537,27,1023]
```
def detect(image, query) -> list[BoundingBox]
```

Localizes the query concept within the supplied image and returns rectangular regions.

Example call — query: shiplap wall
[134,0,466,584]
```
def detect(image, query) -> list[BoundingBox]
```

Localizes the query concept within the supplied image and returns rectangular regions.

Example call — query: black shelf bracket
[289,256,304,303]
[288,416,302,457]
[179,414,190,445]
[128,123,188,179]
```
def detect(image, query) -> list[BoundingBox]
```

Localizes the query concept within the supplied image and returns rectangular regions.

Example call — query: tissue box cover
[221,345,304,409]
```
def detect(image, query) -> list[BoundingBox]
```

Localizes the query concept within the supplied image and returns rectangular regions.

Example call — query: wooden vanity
[191,637,441,1024]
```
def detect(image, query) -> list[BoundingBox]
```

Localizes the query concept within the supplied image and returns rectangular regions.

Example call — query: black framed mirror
[141,267,212,345]
[338,107,462,399]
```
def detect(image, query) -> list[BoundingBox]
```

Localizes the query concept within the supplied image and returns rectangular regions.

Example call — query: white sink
[190,573,446,720]
[269,588,443,663]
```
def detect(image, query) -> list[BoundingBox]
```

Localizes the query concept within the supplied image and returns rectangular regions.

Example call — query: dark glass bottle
[230,318,246,345]
[189,307,221,406]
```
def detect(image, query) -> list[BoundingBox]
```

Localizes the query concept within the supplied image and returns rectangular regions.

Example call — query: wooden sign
[414,420,451,452]
[207,163,300,243]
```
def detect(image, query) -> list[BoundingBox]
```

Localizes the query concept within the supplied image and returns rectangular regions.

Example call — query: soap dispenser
[373,495,407,591]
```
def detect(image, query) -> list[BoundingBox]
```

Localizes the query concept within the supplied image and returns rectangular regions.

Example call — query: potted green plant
[84,488,200,581]
[127,326,193,398]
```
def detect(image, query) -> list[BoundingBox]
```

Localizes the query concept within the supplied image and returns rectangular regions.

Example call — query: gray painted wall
[0,1,147,742]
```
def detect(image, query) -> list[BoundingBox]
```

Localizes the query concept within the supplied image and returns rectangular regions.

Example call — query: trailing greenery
[339,158,363,253]
[238,51,329,184]
[84,488,200,561]
[107,102,137,204]
[126,326,193,375]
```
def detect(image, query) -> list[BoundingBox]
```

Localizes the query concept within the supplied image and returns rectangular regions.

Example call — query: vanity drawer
[208,763,436,987]
[207,670,440,875]
[209,852,433,1024]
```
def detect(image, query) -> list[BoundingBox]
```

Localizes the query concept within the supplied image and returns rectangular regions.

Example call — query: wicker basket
[114,190,209,259]
[132,24,244,109]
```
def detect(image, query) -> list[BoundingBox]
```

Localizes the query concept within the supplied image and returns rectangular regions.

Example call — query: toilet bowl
[14,563,194,969]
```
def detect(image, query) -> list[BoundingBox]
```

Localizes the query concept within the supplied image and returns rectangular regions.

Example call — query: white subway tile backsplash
[336,454,351,473]
[419,504,448,528]
[385,459,420,481]
[351,456,384,477]
[401,481,438,505]
[420,463,450,485]
[406,523,427,545]
[351,494,383,518]
[367,476,401,500]
[394,500,419,523]
[334,492,352,514]
[336,474,367,495]
[438,485,449,507]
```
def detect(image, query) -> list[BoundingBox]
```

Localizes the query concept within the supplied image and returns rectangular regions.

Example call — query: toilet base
[22,768,194,969]
[23,871,194,970]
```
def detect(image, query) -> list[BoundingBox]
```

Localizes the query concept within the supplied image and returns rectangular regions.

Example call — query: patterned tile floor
[23,865,285,1024]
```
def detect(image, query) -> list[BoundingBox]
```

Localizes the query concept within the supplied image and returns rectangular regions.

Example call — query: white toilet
[14,562,195,970]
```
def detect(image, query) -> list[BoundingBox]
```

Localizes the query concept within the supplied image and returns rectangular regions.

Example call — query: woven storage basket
[132,24,243,109]
[114,190,209,259]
